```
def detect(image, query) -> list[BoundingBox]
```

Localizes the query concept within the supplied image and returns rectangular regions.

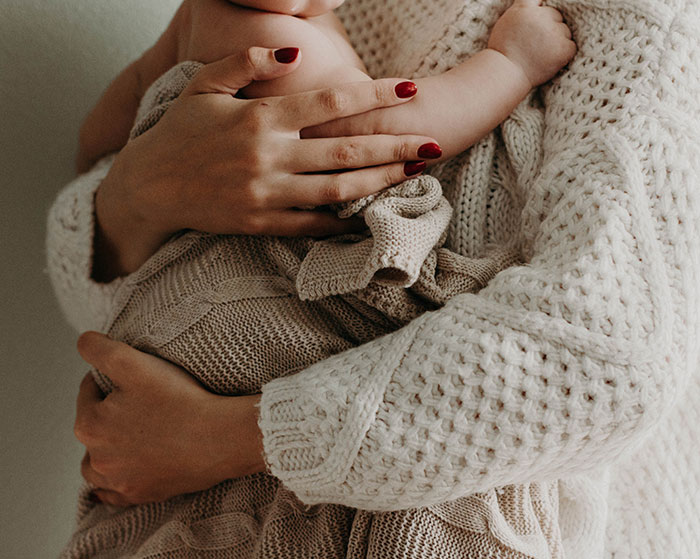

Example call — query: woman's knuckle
[80,459,92,481]
[383,166,398,187]
[246,150,271,178]
[393,141,410,162]
[332,143,361,167]
[244,180,270,211]
[125,486,147,503]
[101,345,128,372]
[74,413,98,443]
[244,213,266,235]
[373,83,391,106]
[317,88,348,114]
[73,419,90,442]
[89,455,111,475]
[322,175,347,203]
[115,482,132,497]
[244,102,271,133]
[243,46,262,73]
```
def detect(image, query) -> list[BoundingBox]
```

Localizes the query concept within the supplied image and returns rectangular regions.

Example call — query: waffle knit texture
[46,0,700,557]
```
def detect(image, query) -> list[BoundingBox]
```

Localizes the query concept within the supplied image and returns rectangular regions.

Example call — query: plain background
[0,1,179,556]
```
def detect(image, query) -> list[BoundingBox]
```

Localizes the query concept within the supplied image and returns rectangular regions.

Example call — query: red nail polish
[404,161,427,176]
[417,142,442,159]
[395,81,418,98]
[274,47,300,64]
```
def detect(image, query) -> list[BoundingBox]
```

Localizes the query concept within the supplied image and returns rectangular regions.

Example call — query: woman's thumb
[183,46,301,97]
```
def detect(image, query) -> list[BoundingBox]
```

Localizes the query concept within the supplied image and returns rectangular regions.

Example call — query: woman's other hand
[95,47,434,281]
[74,331,264,507]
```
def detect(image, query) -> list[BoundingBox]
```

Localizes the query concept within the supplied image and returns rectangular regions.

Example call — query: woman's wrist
[92,151,174,282]
[213,393,267,480]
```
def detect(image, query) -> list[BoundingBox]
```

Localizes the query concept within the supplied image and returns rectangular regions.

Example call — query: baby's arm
[305,1,577,160]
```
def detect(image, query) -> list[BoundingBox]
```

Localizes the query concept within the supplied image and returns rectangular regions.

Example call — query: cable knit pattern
[46,0,700,557]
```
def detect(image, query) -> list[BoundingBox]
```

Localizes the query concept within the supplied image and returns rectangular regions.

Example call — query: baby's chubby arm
[305,0,577,160]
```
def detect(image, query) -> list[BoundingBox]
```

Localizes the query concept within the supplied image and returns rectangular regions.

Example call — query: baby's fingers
[542,6,564,22]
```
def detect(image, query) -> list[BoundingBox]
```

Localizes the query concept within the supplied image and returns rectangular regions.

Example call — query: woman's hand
[95,47,434,280]
[74,331,264,507]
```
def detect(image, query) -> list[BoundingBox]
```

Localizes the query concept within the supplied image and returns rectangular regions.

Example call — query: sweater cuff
[46,156,124,332]
[258,324,419,505]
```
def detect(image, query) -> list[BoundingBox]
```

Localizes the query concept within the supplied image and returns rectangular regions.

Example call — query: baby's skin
[77,0,576,175]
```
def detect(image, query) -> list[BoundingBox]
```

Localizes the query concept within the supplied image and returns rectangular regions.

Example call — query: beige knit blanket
[60,60,567,558]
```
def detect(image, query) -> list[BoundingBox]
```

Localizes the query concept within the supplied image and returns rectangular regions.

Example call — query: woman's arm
[255,4,700,509]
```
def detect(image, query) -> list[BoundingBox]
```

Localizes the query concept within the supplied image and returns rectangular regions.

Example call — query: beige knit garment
[61,54,559,556]
[46,0,700,558]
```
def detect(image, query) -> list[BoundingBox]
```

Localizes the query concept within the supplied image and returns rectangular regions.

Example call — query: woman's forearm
[92,150,174,282]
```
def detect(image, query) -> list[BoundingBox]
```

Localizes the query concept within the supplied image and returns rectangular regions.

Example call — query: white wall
[0,1,179,556]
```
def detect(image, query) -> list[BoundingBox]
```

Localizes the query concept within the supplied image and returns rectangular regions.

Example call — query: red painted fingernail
[417,142,442,159]
[404,161,427,176]
[274,47,299,64]
[88,491,102,504]
[395,81,417,98]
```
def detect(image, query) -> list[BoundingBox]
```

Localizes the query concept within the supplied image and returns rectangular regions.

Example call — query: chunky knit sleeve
[259,2,700,510]
[46,156,124,332]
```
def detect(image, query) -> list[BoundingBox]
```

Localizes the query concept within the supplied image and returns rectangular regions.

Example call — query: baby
[77,0,575,172]
[65,1,577,558]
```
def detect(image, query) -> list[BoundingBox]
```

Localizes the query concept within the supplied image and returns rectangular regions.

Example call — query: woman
[49,0,700,557]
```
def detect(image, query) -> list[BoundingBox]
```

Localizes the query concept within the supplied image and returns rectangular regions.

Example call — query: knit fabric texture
[62,60,553,559]
[46,0,700,558]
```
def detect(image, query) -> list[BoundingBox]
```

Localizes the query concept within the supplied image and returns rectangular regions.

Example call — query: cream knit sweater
[47,0,700,557]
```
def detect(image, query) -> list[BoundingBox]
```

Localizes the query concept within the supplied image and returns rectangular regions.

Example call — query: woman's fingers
[248,210,365,237]
[279,161,426,208]
[283,135,441,173]
[76,331,154,392]
[183,46,302,97]
[543,6,564,22]
[74,373,104,444]
[90,488,132,508]
[81,453,111,489]
[276,78,418,131]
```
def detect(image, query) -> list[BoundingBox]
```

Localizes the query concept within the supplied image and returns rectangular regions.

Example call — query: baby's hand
[488,0,576,88]
[230,0,344,17]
